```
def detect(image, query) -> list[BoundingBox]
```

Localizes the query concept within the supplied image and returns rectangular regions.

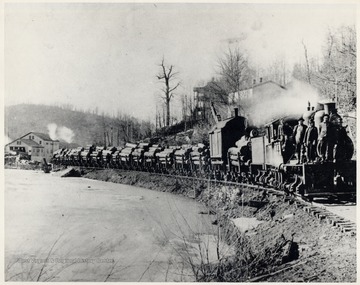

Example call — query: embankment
[81,169,356,282]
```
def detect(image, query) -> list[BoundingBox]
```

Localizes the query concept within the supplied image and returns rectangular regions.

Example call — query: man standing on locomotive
[304,119,318,163]
[278,118,294,163]
[293,118,307,164]
[318,114,336,161]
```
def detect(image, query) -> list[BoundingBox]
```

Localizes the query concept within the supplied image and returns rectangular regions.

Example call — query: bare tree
[200,47,253,109]
[157,58,181,127]
[217,46,253,103]
[267,57,290,86]
[293,25,356,113]
[319,26,356,110]
[302,40,312,85]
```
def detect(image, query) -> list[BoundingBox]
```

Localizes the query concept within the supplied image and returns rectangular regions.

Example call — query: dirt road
[5,169,219,281]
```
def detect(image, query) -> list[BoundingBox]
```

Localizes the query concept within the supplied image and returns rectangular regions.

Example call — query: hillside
[5,104,154,147]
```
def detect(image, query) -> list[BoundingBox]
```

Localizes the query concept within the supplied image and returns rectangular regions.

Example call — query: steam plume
[47,123,74,143]
[4,135,11,146]
[245,79,320,126]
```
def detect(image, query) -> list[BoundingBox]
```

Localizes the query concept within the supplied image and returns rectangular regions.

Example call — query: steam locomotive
[52,101,356,200]
[225,101,355,200]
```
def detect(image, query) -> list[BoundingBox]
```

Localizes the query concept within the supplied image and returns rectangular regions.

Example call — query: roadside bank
[81,168,356,282]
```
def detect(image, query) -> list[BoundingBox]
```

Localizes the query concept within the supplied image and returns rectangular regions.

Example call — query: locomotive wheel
[279,182,286,191]
[272,180,280,189]
[289,175,300,193]
[295,180,304,195]
[268,177,275,187]
[254,170,262,183]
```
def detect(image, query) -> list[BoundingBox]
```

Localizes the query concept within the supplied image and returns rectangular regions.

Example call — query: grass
[153,181,301,282]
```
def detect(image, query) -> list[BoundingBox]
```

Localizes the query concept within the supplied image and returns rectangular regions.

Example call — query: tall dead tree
[156,58,180,127]
[217,46,253,104]
[302,40,312,85]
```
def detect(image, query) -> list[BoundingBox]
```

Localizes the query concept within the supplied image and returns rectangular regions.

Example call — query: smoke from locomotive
[245,80,320,126]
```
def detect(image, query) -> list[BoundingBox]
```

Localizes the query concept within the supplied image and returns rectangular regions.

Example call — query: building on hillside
[193,79,286,125]
[231,79,286,104]
[5,132,60,162]
[193,81,230,125]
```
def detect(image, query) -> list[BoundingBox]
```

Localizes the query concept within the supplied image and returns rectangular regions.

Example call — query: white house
[5,132,60,162]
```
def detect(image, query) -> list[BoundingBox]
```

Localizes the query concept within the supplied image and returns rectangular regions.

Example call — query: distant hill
[5,104,154,147]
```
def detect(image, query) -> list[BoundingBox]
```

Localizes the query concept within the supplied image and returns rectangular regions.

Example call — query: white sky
[4,2,356,121]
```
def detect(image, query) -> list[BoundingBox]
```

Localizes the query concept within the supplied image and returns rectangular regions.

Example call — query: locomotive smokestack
[234,108,239,117]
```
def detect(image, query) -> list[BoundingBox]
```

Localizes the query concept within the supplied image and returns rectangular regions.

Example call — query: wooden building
[5,132,60,162]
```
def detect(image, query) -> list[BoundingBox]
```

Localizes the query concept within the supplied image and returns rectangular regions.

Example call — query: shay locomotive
[52,101,356,201]
[242,101,355,200]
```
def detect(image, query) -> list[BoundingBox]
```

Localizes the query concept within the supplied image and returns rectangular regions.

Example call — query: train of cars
[52,101,356,201]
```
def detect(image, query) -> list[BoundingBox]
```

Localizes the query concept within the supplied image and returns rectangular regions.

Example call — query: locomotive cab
[250,115,299,188]
[208,108,247,174]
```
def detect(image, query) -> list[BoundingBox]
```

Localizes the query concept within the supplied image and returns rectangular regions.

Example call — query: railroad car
[189,144,210,177]
[101,146,117,168]
[90,146,106,167]
[110,147,123,168]
[118,143,137,169]
[173,145,192,175]
[143,144,163,172]
[132,143,150,170]
[156,146,179,173]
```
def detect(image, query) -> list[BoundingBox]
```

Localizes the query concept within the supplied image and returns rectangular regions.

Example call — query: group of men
[278,114,337,164]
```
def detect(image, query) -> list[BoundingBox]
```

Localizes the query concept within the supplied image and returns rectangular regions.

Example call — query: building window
[46,142,48,145]
[39,141,42,144]
[10,147,13,150]
[29,150,31,153]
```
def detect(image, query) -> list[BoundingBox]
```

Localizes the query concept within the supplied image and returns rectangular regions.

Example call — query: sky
[4,2,356,122]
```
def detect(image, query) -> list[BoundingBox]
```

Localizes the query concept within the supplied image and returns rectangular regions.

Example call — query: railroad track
[54,165,357,236]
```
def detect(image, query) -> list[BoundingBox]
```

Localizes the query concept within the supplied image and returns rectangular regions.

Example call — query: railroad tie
[344,229,356,236]
[340,225,356,233]
[315,212,328,220]
[300,205,356,235]
[310,209,321,217]
[326,217,345,226]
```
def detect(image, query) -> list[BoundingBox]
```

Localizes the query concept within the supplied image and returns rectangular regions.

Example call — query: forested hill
[5,104,154,147]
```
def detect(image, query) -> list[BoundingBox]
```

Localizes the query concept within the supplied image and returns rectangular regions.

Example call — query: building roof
[238,80,286,92]
[19,139,44,148]
[22,132,59,141]
[5,131,59,147]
